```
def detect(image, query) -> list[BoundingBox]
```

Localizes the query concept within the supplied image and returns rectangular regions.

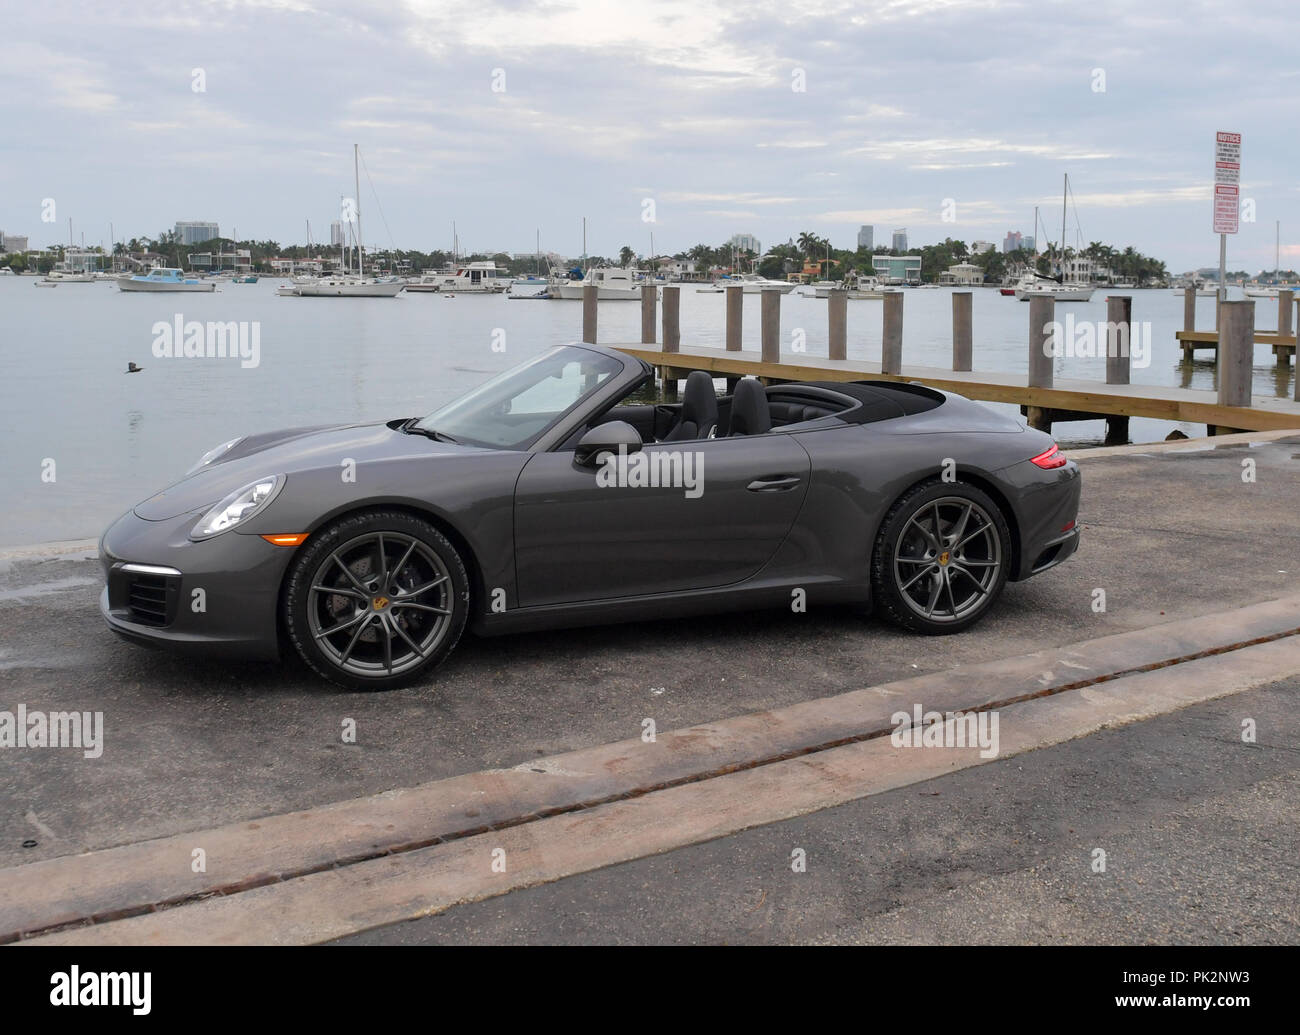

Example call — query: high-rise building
[1023,235,1035,254]
[174,221,220,245]
[1002,231,1023,253]
[891,229,908,253]
[857,225,874,251]
[728,233,761,255]
[971,240,996,254]
[1,232,28,253]
[330,221,344,247]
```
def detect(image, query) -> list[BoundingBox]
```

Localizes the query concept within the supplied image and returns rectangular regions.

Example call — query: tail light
[1030,444,1067,470]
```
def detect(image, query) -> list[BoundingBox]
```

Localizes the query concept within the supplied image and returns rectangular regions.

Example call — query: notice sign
[1213,130,1241,234]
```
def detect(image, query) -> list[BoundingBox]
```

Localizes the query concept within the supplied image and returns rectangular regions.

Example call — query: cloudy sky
[3,0,1297,271]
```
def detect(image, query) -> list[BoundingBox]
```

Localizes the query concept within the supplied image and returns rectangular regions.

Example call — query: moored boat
[119,268,217,292]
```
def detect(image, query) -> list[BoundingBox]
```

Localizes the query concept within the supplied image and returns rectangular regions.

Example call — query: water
[0,278,1293,547]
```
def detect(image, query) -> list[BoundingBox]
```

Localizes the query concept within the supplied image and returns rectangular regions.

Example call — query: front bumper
[99,508,293,661]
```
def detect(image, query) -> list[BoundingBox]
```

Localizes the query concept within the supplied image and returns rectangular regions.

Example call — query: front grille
[124,572,180,627]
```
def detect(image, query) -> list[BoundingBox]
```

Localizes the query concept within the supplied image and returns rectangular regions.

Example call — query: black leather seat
[662,370,719,441]
[729,377,772,436]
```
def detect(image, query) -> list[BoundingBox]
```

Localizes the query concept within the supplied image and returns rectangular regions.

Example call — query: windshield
[414,345,623,449]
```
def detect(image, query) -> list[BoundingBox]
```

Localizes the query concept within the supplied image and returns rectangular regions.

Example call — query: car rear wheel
[870,480,1010,635]
[284,510,469,690]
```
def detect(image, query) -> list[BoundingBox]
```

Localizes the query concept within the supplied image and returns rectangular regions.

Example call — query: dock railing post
[952,291,972,371]
[881,291,903,374]
[640,284,657,344]
[582,284,597,344]
[725,285,743,352]
[1217,299,1254,412]
[1104,295,1132,445]
[1182,286,1196,361]
[828,288,847,361]
[760,288,780,366]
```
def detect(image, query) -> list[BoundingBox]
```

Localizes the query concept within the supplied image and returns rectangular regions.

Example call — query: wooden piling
[582,284,597,343]
[952,291,972,371]
[1279,289,1294,341]
[1028,294,1055,391]
[828,289,847,361]
[725,285,743,352]
[662,286,680,353]
[881,291,903,374]
[640,284,657,344]
[1105,295,1132,445]
[1106,295,1132,385]
[1217,299,1254,411]
[760,288,780,364]
[1182,286,1197,361]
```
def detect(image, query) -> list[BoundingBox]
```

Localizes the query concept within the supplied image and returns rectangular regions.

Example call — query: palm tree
[618,245,635,268]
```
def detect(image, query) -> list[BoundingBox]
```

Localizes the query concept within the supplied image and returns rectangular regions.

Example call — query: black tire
[284,510,469,690]
[870,479,1011,635]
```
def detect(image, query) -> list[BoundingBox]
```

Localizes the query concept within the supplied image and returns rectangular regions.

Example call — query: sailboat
[1017,177,1094,301]
[43,219,96,283]
[1245,222,1292,298]
[281,145,404,297]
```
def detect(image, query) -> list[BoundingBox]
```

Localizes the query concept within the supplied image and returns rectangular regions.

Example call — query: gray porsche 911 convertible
[100,343,1080,689]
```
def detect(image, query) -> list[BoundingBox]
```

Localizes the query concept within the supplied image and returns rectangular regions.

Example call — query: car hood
[133,420,470,520]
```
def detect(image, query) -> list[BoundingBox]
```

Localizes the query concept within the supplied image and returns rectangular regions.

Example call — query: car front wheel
[284,510,469,690]
[870,480,1011,635]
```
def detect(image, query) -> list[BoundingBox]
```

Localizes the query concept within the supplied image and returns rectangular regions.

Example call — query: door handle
[747,475,802,492]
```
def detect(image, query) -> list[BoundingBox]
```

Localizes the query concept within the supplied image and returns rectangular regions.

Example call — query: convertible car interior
[577,370,944,445]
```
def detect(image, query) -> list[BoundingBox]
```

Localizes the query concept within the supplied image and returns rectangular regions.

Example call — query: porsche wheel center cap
[938,551,950,567]
[371,596,390,611]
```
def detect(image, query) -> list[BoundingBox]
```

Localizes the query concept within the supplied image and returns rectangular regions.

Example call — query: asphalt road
[337,678,1300,945]
[2,438,1298,872]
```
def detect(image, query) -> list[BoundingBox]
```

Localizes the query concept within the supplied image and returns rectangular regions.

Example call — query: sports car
[99,342,1081,689]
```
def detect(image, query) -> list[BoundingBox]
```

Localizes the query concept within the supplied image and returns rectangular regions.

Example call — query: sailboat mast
[582,217,587,271]
[354,144,364,279]
[536,228,540,276]
[1060,174,1068,278]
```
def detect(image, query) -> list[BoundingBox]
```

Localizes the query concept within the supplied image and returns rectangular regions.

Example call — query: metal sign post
[1213,131,1242,302]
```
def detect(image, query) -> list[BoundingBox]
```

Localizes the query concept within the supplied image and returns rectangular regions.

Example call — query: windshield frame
[413,344,638,452]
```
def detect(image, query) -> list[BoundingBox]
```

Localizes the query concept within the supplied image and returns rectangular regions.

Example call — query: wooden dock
[1175,329,1296,363]
[612,345,1300,436]
[576,282,1300,441]
[1176,286,1297,364]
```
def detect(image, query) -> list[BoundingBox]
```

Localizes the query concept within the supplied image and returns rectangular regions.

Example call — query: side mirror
[575,420,643,467]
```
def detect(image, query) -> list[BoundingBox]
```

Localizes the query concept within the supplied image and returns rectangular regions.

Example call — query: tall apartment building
[174,221,220,245]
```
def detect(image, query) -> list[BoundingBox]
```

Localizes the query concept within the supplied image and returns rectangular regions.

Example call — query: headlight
[187,437,244,475]
[191,476,284,539]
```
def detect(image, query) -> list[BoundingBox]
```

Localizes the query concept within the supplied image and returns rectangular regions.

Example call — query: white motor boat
[425,262,510,293]
[844,276,892,300]
[119,268,217,292]
[552,267,644,300]
[718,273,796,295]
[505,276,551,299]
[281,276,404,297]
[42,270,96,283]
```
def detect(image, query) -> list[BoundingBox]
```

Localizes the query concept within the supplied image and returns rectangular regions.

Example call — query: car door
[512,433,811,607]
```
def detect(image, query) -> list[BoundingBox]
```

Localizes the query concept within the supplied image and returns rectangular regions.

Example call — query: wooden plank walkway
[612,344,1300,434]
